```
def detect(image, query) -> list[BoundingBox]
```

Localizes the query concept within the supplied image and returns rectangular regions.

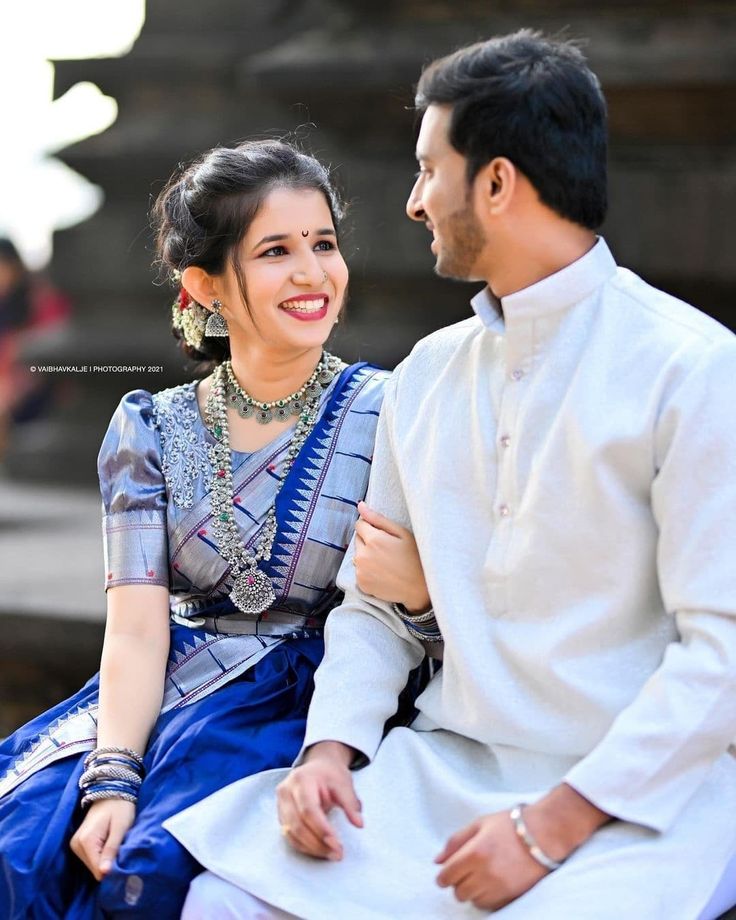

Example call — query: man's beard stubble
[434,201,486,281]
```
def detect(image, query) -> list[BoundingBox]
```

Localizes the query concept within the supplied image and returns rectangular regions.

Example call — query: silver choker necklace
[204,353,345,615]
[224,359,338,424]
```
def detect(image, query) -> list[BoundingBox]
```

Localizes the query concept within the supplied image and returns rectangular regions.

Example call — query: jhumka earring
[205,299,229,337]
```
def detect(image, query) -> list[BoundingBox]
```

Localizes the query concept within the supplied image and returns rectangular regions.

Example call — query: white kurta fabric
[167,240,736,919]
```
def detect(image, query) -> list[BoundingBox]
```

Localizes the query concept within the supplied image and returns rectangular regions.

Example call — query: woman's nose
[291,253,325,286]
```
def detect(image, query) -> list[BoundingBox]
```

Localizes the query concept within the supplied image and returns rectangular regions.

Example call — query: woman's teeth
[280,299,326,313]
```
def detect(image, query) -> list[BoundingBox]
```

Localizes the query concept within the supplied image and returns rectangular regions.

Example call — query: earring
[205,299,229,337]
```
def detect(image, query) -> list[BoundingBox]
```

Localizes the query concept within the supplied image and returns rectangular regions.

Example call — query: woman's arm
[70,584,170,881]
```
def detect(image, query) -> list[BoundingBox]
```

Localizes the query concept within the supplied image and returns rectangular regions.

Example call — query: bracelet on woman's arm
[79,746,146,809]
[391,602,443,643]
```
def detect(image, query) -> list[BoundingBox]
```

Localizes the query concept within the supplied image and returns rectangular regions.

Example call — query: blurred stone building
[9,0,736,483]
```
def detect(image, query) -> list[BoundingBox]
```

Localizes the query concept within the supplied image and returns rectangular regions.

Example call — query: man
[171,31,736,918]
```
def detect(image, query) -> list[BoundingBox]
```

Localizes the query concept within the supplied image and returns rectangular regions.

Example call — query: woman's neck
[228,344,324,403]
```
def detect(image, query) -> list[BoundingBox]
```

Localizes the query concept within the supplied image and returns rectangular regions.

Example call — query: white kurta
[167,240,736,919]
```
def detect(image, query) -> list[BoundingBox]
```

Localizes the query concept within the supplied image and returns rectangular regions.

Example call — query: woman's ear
[181,266,218,309]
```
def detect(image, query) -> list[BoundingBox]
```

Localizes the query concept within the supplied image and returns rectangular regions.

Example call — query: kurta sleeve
[97,389,170,591]
[565,338,736,832]
[299,369,426,764]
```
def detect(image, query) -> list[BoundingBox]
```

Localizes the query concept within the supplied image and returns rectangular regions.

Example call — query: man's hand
[276,741,363,861]
[354,501,431,614]
[435,810,549,910]
[70,798,135,881]
[436,785,610,910]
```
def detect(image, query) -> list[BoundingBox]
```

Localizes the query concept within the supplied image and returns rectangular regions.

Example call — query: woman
[0,140,432,919]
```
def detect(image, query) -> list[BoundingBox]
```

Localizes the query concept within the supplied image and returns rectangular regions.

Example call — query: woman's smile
[278,293,329,321]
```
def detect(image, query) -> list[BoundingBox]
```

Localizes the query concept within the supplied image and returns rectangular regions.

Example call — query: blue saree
[0,362,388,919]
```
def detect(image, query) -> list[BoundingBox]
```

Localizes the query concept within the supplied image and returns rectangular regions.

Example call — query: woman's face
[220,186,348,355]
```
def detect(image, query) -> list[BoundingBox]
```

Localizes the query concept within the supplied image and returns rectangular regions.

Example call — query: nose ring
[322,270,327,282]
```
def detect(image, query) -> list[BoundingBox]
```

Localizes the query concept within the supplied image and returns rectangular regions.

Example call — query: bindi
[301,230,309,237]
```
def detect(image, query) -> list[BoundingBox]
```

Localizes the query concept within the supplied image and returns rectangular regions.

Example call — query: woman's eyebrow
[252,228,336,251]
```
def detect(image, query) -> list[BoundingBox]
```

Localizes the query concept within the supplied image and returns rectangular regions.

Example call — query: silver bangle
[390,602,436,623]
[509,803,564,871]
[80,789,138,809]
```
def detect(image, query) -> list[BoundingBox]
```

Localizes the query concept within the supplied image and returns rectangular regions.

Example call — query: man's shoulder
[402,316,482,369]
[611,269,736,359]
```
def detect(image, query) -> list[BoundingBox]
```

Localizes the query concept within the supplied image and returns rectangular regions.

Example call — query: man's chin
[434,257,476,282]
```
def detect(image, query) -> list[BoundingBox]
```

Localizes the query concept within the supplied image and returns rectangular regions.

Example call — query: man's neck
[485,226,597,301]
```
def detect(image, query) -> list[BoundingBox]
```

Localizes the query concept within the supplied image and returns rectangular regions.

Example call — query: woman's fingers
[97,819,129,875]
[70,800,135,881]
[357,501,406,538]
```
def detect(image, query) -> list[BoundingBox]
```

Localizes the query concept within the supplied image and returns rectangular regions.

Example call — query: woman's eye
[314,240,336,251]
[262,245,287,257]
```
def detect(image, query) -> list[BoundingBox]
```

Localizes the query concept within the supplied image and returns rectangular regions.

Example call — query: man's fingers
[357,501,405,538]
[451,871,486,904]
[330,780,364,829]
[435,820,479,865]
[290,784,340,848]
[284,820,339,860]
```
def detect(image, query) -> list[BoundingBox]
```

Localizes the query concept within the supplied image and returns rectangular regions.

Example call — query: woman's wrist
[403,595,432,615]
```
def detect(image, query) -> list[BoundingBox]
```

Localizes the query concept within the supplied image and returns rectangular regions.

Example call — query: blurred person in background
[0,237,71,464]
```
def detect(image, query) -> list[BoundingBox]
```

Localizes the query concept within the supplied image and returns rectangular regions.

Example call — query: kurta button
[500,435,511,448]
[499,504,511,517]
[511,369,524,381]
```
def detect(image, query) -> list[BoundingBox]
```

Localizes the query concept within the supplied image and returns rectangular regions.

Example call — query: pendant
[230,567,276,615]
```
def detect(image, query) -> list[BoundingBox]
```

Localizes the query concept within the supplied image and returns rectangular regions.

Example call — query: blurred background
[1,0,735,733]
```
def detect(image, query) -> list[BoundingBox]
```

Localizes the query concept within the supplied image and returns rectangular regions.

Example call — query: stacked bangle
[391,602,443,643]
[79,747,145,809]
[509,803,564,871]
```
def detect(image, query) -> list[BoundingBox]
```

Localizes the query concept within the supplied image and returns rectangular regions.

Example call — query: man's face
[406,104,486,281]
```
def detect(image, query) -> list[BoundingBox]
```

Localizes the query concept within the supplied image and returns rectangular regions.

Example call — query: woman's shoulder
[149,380,199,420]
[339,362,391,413]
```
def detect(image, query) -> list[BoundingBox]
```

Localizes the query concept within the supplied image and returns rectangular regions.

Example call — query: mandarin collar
[471,238,617,330]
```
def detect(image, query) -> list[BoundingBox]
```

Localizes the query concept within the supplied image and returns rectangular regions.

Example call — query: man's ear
[181,266,218,309]
[475,157,517,215]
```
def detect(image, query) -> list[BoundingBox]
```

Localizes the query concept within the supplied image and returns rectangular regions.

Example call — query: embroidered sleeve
[97,390,169,590]
[151,384,211,511]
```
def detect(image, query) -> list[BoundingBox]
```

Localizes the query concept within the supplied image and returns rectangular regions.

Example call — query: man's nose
[406,178,426,222]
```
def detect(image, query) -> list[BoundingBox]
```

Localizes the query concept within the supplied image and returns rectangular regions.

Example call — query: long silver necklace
[204,352,345,615]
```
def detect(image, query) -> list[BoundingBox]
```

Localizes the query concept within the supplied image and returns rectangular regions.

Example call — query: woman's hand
[354,501,431,613]
[70,798,136,880]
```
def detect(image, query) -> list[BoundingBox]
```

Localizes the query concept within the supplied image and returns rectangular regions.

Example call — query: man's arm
[277,370,427,858]
[564,338,736,832]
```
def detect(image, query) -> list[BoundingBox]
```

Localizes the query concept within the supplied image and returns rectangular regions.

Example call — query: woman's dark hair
[152,139,345,366]
[415,30,608,230]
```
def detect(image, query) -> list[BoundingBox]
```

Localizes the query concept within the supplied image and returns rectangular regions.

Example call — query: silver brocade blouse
[96,366,389,622]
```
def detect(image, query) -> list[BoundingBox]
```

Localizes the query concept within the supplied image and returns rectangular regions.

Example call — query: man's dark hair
[416,30,608,229]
